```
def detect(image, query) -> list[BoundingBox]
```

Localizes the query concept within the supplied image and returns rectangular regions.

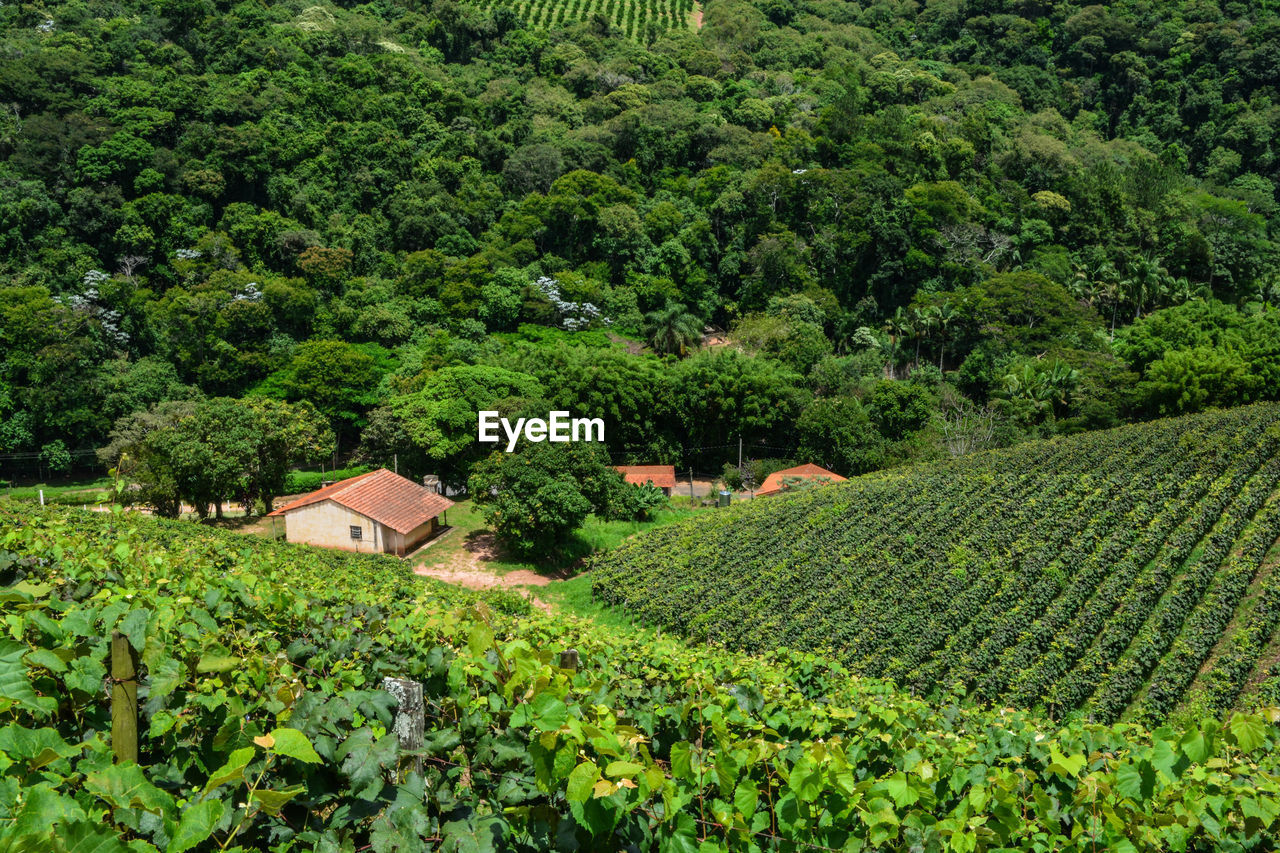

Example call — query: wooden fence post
[382,677,424,778]
[111,631,138,764]
[559,648,580,671]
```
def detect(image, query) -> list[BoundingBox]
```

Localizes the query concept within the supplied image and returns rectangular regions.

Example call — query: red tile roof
[268,468,454,533]
[614,465,677,489]
[755,463,847,496]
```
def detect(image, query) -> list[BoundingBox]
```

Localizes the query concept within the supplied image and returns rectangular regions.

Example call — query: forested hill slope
[4,0,1280,468]
[593,403,1280,722]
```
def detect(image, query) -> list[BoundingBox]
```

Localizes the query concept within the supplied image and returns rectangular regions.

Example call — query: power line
[0,448,99,460]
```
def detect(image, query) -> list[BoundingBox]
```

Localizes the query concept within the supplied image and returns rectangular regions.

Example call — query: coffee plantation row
[477,0,696,40]
[592,403,1280,724]
[7,505,1280,850]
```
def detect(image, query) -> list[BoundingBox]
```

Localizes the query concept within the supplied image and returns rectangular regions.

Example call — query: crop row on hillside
[592,403,1280,722]
[477,0,696,39]
[7,505,1280,850]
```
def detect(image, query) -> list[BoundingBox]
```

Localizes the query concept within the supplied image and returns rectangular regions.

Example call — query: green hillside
[592,403,1280,722]
[8,504,1280,851]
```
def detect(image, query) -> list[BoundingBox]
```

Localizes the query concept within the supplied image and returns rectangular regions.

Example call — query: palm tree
[644,302,702,357]
[1164,276,1208,307]
[1122,256,1169,321]
[912,306,933,366]
[933,301,957,370]
[1003,359,1078,418]
[1067,271,1095,306]
[1074,259,1123,338]
[883,307,913,378]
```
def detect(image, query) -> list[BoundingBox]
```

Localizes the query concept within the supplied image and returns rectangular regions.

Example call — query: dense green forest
[3,0,1280,492]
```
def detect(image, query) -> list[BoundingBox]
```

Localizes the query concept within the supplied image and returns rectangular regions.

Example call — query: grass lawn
[413,499,705,579]
[537,573,665,633]
[199,513,285,539]
[1,477,116,505]
[413,498,701,630]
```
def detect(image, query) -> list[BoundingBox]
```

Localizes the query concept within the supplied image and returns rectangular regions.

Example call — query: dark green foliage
[2,0,1279,471]
[1114,300,1280,415]
[484,341,671,459]
[362,364,547,489]
[601,480,670,521]
[1139,347,1261,415]
[257,341,392,444]
[667,349,808,450]
[99,397,333,516]
[643,301,702,357]
[867,380,934,441]
[467,441,620,554]
[795,396,886,475]
[283,465,371,495]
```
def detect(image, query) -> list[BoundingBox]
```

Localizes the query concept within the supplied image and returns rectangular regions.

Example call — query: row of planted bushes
[592,404,1280,722]
[5,506,1280,850]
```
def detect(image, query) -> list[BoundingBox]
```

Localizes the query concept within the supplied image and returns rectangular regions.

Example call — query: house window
[349,525,363,540]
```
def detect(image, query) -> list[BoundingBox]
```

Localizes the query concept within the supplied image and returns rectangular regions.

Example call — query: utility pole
[394,453,398,475]
[690,468,695,501]
[738,437,742,469]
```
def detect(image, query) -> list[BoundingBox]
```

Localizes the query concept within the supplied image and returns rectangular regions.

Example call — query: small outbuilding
[755,463,847,497]
[613,465,677,497]
[268,468,454,556]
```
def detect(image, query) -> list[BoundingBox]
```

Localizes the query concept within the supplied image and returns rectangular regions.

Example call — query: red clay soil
[413,531,562,610]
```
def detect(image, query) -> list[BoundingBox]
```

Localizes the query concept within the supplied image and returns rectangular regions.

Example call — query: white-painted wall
[282,500,384,553]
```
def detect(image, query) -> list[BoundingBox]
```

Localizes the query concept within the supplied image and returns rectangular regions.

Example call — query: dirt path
[606,331,647,355]
[414,531,562,611]
[691,2,703,30]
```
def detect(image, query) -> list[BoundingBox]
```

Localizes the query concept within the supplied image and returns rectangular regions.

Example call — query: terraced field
[477,0,697,40]
[592,403,1280,721]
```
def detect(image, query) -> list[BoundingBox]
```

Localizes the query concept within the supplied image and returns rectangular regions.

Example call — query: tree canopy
[4,0,1280,488]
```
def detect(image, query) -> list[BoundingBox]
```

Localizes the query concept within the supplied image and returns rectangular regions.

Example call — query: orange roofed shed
[614,465,677,496]
[268,468,454,556]
[755,463,847,497]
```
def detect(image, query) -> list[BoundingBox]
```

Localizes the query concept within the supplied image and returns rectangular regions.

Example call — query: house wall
[283,500,384,553]
[403,516,438,553]
[380,517,439,556]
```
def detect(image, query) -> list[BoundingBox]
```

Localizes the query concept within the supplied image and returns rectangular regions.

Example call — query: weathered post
[559,648,580,671]
[110,632,138,764]
[382,677,424,778]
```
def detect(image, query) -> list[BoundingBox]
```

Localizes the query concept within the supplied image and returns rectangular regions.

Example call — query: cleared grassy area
[413,498,706,578]
[199,514,285,539]
[1,477,115,505]
[538,573,666,633]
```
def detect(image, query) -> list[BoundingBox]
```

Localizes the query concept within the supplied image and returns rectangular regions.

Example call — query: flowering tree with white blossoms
[532,276,611,330]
